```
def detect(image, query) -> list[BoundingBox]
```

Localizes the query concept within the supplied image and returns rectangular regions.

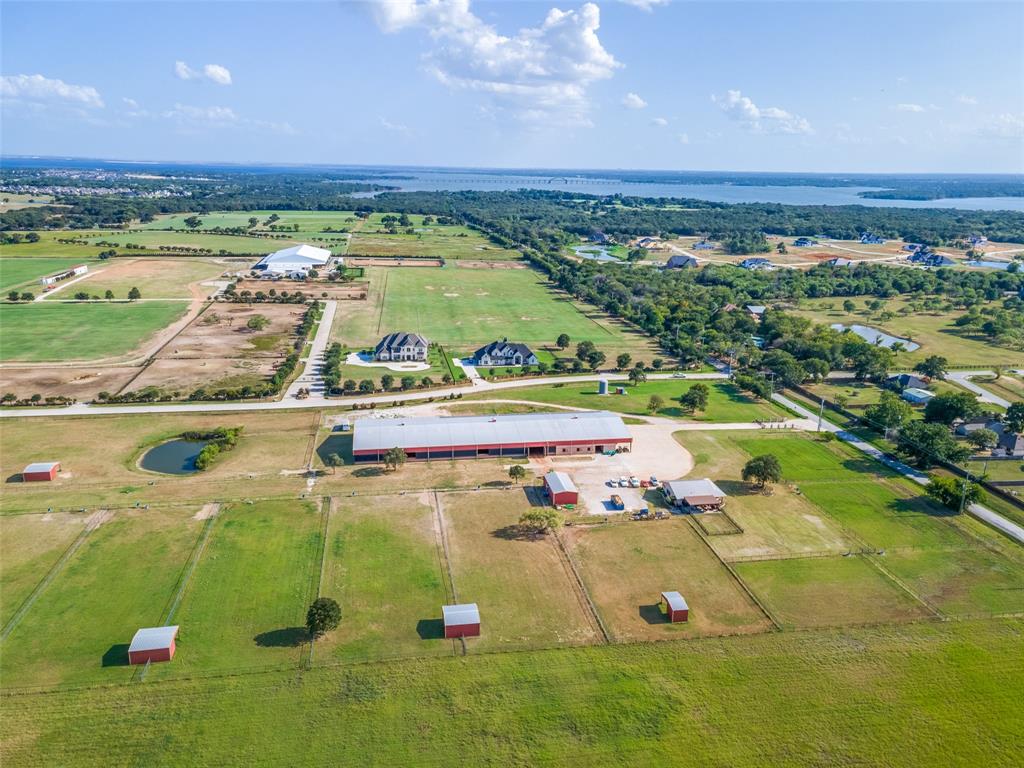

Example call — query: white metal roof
[442,604,480,626]
[353,411,630,453]
[902,387,935,401]
[661,591,688,611]
[129,625,179,653]
[544,471,577,495]
[663,478,726,500]
[23,462,59,473]
[256,243,330,268]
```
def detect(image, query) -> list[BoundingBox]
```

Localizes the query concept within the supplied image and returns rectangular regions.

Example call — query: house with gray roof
[665,254,698,269]
[473,339,538,367]
[375,331,429,362]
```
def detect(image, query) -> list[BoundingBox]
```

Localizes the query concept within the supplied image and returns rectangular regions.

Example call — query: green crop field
[349,228,518,260]
[0,508,202,689]
[147,500,322,679]
[3,620,1022,766]
[466,379,782,422]
[82,230,301,255]
[0,258,97,292]
[0,301,189,362]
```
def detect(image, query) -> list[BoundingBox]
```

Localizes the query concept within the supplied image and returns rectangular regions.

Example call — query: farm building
[544,471,579,506]
[473,339,538,367]
[352,411,632,463]
[660,591,689,623]
[39,264,88,286]
[375,331,429,362]
[127,625,179,665]
[665,254,698,269]
[793,237,817,247]
[442,604,480,639]
[663,478,727,510]
[253,244,332,276]
[21,461,60,482]
[901,387,935,405]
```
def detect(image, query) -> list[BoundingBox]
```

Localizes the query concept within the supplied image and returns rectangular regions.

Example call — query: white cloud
[380,116,410,134]
[122,97,139,109]
[619,0,669,12]
[650,116,668,127]
[622,92,647,110]
[981,113,1024,140]
[370,0,620,125]
[158,102,294,135]
[164,103,238,124]
[0,74,104,108]
[894,103,925,112]
[712,90,812,135]
[175,61,232,85]
[676,132,690,144]
[957,94,978,105]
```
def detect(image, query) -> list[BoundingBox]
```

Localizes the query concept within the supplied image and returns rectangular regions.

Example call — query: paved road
[945,370,1012,409]
[0,371,729,418]
[773,392,1024,545]
[284,300,337,400]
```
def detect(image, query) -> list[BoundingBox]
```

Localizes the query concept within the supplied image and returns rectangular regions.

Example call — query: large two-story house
[375,331,429,362]
[473,339,538,367]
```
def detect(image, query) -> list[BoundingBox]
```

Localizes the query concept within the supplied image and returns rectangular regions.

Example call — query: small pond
[140,439,209,475]
[965,260,1012,270]
[571,245,618,262]
[830,323,920,352]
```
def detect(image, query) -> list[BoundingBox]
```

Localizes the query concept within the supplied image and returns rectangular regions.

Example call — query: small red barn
[543,471,578,506]
[22,462,60,482]
[442,603,480,639]
[128,625,179,665]
[660,591,689,623]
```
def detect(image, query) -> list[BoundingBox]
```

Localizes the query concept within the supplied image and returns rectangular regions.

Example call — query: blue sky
[2,0,1021,172]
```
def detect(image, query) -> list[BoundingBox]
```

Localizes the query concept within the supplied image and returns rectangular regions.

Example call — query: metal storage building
[543,471,578,506]
[128,625,179,665]
[352,411,632,463]
[442,604,480,639]
[661,591,689,623]
[663,478,727,510]
[22,462,60,482]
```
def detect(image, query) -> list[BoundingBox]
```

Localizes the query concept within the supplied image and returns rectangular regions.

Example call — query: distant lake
[831,323,920,351]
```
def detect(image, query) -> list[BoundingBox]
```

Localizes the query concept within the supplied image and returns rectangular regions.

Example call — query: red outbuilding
[660,591,689,623]
[442,603,480,639]
[543,471,579,507]
[128,625,179,665]
[22,462,60,482]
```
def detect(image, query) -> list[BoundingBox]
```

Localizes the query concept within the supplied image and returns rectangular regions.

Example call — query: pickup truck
[609,494,625,510]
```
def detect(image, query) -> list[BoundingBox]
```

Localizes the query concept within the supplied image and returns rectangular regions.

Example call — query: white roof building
[254,244,332,274]
[129,625,179,654]
[663,478,727,506]
[23,461,60,474]
[442,604,480,627]
[661,591,689,612]
[544,471,577,495]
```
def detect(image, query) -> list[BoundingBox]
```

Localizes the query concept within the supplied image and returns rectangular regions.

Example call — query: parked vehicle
[609,495,625,510]
[649,476,660,487]
[640,480,650,488]
[618,476,628,487]
[629,477,640,488]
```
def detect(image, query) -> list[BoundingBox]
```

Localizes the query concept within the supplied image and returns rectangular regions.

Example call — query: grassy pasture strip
[0,257,97,293]
[159,505,221,627]
[549,528,610,643]
[302,497,331,669]
[862,553,945,618]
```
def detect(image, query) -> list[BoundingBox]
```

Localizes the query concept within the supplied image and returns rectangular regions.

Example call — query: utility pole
[817,397,825,432]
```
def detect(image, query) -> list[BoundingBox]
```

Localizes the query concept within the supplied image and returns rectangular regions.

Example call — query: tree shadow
[890,497,957,519]
[491,524,545,541]
[253,627,309,647]
[316,434,353,465]
[716,479,757,497]
[842,456,892,475]
[638,604,668,625]
[353,466,385,478]
[101,643,130,667]
[416,618,445,640]
[522,485,547,507]
[482,479,511,488]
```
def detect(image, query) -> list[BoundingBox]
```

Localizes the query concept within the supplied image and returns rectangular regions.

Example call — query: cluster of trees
[6,291,35,302]
[220,288,312,304]
[1,231,40,244]
[1,392,75,407]
[182,427,244,471]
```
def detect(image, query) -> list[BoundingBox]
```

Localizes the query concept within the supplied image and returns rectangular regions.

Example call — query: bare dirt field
[0,366,139,400]
[231,278,369,300]
[124,357,278,395]
[158,304,303,360]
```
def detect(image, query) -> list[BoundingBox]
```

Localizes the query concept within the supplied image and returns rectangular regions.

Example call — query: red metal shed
[442,603,480,639]
[128,625,179,665]
[22,462,60,482]
[543,471,578,506]
[660,591,689,623]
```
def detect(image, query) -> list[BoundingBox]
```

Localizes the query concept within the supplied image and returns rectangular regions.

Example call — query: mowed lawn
[349,227,518,260]
[148,500,322,679]
[469,379,782,422]
[0,508,202,689]
[441,491,602,652]
[314,495,454,664]
[3,620,1023,766]
[564,520,772,641]
[734,556,932,628]
[0,512,87,628]
[0,301,189,362]
[0,258,97,292]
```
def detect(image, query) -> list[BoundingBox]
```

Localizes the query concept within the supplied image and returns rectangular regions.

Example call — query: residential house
[908,250,956,268]
[746,305,767,320]
[665,254,698,269]
[860,232,886,245]
[998,431,1024,457]
[954,417,1005,437]
[738,258,775,271]
[824,257,855,267]
[375,331,429,362]
[692,240,716,250]
[902,243,923,252]
[793,237,818,247]
[888,373,930,392]
[473,339,538,367]
[969,235,988,247]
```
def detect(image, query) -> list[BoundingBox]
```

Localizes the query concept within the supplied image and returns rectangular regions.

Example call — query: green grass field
[349,227,518,260]
[138,210,360,233]
[2,620,1022,766]
[0,258,96,292]
[63,258,224,299]
[148,500,322,679]
[0,508,202,689]
[82,230,300,255]
[467,379,782,422]
[0,301,189,361]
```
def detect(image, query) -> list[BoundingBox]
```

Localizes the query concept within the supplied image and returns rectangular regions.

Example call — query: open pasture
[564,519,772,641]
[157,303,304,360]
[0,301,190,362]
[314,495,454,663]
[59,258,225,300]
[734,555,932,628]
[0,507,202,689]
[0,257,97,292]
[139,210,360,235]
[83,230,302,255]
[148,499,322,679]
[440,490,602,651]
[0,231,113,258]
[349,227,518,260]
